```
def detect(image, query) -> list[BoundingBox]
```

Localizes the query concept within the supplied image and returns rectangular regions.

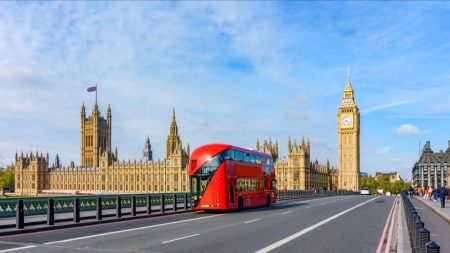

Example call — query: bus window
[244,153,250,163]
[270,179,277,190]
[249,154,255,164]
[235,151,244,162]
[255,155,262,165]
[223,150,234,160]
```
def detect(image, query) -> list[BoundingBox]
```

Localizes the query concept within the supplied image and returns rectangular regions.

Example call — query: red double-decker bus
[189,143,276,211]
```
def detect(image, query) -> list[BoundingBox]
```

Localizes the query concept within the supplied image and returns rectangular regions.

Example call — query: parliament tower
[338,67,361,191]
[80,102,112,167]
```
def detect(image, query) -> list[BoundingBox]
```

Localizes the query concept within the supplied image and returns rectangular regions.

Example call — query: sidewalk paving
[411,196,450,250]
[414,196,450,223]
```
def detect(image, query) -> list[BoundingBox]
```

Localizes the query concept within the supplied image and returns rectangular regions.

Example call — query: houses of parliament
[14,70,360,195]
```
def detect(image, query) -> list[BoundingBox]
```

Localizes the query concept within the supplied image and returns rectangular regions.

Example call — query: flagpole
[96,84,98,104]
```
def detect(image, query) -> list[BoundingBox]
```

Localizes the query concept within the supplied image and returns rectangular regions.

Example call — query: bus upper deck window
[223,150,234,160]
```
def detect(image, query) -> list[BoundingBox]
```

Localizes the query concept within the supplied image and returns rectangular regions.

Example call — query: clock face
[342,116,353,126]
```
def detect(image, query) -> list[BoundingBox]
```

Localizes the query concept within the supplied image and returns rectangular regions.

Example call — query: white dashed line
[244,219,261,224]
[281,211,292,215]
[0,246,37,253]
[162,234,199,244]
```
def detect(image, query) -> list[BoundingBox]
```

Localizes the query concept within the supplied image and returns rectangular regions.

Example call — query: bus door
[229,185,235,205]
[190,176,201,207]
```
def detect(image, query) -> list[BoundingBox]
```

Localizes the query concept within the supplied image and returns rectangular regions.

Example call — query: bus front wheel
[238,197,244,211]
[266,195,271,207]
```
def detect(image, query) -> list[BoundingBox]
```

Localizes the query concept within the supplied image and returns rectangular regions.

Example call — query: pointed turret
[340,65,356,106]
[166,108,182,160]
[143,136,153,161]
[345,65,353,91]
[81,102,86,118]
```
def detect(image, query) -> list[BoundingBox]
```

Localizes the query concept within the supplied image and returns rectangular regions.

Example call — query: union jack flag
[87,86,97,92]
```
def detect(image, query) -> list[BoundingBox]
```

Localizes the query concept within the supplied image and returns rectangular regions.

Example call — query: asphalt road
[0,195,394,253]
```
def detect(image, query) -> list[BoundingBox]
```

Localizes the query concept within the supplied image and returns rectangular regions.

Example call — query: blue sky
[1,2,450,180]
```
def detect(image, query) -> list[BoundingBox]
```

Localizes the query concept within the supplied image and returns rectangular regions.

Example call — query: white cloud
[394,124,420,136]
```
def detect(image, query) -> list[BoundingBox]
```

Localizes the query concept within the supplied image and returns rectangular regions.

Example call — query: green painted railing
[0,193,191,218]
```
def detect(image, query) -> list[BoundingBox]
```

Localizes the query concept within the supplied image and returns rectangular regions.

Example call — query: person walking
[439,186,448,208]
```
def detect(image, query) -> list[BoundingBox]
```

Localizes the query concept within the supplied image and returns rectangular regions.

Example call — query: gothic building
[338,67,361,191]
[14,102,190,195]
[257,137,335,191]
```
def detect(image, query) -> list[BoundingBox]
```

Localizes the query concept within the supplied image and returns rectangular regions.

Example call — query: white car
[386,192,391,196]
[360,189,371,195]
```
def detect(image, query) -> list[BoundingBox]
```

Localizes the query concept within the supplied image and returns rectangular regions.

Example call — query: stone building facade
[14,103,190,195]
[256,137,336,191]
[411,141,450,190]
[337,68,361,191]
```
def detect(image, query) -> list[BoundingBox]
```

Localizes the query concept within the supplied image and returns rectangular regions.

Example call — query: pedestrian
[418,186,423,197]
[438,186,448,208]
[428,186,434,201]
[433,189,438,202]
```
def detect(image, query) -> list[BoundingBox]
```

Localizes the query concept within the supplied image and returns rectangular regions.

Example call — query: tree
[0,165,15,191]
[362,173,411,195]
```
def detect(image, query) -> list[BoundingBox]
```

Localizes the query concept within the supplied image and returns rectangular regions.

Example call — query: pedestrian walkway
[414,196,450,223]
[411,197,450,250]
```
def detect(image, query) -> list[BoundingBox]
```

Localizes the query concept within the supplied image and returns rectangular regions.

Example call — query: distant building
[411,141,450,189]
[375,172,402,183]
[360,172,369,178]
[14,103,190,195]
[143,137,153,161]
[257,137,336,191]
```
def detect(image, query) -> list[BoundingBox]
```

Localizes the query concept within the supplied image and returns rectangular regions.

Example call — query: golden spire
[345,65,353,91]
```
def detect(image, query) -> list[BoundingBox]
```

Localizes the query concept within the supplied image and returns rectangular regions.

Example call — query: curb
[414,197,450,224]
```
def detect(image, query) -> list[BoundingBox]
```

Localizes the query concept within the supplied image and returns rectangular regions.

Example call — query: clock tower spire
[337,66,360,191]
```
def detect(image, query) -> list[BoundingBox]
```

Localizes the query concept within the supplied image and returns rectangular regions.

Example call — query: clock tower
[338,67,360,191]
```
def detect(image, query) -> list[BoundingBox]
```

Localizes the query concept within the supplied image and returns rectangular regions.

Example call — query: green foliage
[361,175,411,194]
[0,165,15,191]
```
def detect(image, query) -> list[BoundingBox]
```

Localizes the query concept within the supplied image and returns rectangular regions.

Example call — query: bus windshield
[191,152,224,206]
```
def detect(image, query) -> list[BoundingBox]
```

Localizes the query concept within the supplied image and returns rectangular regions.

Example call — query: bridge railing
[1,193,191,230]
[1,190,358,231]
[401,191,441,253]
[276,189,357,200]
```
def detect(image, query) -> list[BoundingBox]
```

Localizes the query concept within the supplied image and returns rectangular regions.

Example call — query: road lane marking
[161,234,199,244]
[254,196,380,253]
[0,246,37,253]
[281,211,292,215]
[244,219,261,224]
[43,214,224,245]
[305,206,312,209]
[384,197,398,253]
[274,196,340,207]
[375,198,396,253]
